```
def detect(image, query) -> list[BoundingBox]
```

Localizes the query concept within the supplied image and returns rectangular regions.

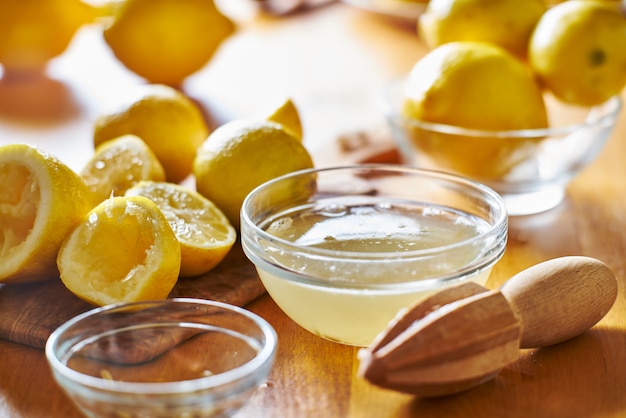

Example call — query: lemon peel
[193,119,315,227]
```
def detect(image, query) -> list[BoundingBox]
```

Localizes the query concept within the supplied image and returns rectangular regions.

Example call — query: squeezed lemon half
[81,134,166,203]
[0,144,95,283]
[126,181,236,277]
[57,195,181,306]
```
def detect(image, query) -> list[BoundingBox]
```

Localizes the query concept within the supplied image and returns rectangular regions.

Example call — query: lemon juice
[254,198,495,347]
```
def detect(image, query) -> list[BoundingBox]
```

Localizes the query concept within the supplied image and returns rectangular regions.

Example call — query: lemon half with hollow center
[0,143,95,283]
[126,181,236,277]
[81,134,166,203]
[57,195,181,306]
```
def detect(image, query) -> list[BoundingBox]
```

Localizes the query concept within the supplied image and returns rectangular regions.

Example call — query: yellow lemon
[81,134,166,203]
[402,42,548,178]
[266,98,304,142]
[0,143,95,283]
[125,181,236,277]
[418,0,547,58]
[57,195,181,306]
[103,0,235,86]
[529,0,626,106]
[93,84,209,183]
[0,0,95,74]
[193,120,315,227]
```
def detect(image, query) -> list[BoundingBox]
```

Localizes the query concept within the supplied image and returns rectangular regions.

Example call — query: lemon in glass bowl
[399,42,549,178]
[382,42,622,215]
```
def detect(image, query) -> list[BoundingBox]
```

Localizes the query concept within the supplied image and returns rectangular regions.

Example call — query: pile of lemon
[0,85,313,307]
[0,0,311,307]
[0,0,95,76]
[403,0,626,178]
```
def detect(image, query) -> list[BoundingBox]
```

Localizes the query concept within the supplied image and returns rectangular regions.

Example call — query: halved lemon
[0,143,95,283]
[57,195,181,306]
[266,97,304,142]
[80,134,166,203]
[125,181,236,277]
[93,84,209,183]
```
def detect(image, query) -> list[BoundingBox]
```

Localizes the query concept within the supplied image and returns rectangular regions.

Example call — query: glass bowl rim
[240,164,508,289]
[380,75,623,139]
[45,298,278,396]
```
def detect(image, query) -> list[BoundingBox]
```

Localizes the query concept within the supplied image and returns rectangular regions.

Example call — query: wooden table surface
[2,2,626,417]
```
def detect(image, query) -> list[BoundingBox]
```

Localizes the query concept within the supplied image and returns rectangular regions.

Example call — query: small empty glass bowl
[241,165,508,347]
[45,298,277,418]
[381,76,623,215]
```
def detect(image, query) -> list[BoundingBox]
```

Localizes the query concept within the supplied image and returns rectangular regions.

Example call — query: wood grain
[0,243,265,349]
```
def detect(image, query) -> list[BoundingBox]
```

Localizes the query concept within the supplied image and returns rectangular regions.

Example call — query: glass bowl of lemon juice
[241,165,508,347]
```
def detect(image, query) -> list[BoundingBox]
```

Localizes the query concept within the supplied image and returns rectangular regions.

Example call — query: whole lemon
[93,84,209,183]
[402,42,548,178]
[418,0,547,58]
[193,120,315,227]
[529,0,626,106]
[0,0,95,75]
[103,0,235,86]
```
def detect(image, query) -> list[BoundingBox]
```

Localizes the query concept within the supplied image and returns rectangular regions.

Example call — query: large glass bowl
[241,164,508,347]
[45,298,277,418]
[381,76,622,215]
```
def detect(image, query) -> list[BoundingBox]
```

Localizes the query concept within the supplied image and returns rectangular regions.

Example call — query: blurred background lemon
[102,0,235,86]
[418,0,546,59]
[0,0,95,76]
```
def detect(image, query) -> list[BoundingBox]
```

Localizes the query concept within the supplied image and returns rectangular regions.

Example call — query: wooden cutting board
[0,130,399,351]
[0,243,266,350]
